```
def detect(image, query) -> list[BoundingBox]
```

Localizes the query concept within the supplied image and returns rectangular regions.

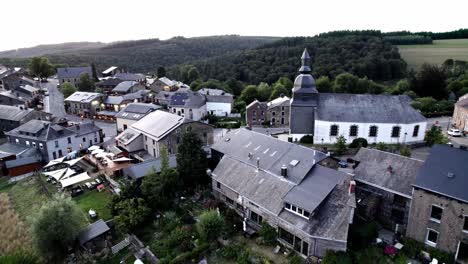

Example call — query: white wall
[169,105,207,121]
[206,102,231,117]
[312,120,427,144]
[116,118,138,133]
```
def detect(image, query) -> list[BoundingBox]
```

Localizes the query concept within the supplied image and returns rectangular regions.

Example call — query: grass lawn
[74,190,113,221]
[0,193,32,255]
[398,39,468,69]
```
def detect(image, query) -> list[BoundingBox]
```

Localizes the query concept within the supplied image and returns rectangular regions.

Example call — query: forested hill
[0,42,106,58]
[169,35,407,84]
[0,36,279,73]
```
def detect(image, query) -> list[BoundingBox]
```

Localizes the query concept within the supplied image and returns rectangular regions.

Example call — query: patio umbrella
[91,149,105,155]
[63,157,83,166]
[112,157,133,162]
[88,146,100,151]
[43,156,67,168]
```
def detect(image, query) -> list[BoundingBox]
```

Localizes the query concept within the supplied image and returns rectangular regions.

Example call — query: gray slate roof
[67,121,101,136]
[112,81,140,93]
[104,96,123,105]
[131,110,192,141]
[5,155,41,168]
[0,143,29,159]
[413,145,468,202]
[78,219,110,246]
[57,67,92,79]
[115,103,161,121]
[123,155,177,180]
[6,120,76,141]
[65,92,103,103]
[354,148,424,197]
[317,94,426,124]
[96,78,123,87]
[198,88,232,96]
[113,73,145,81]
[212,129,327,184]
[169,91,206,108]
[0,105,33,121]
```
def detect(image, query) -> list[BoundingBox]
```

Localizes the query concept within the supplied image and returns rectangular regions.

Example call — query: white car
[447,128,462,137]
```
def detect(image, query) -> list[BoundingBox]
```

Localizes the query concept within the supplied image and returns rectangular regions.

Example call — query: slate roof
[65,92,103,103]
[78,219,110,246]
[169,91,206,108]
[104,96,123,105]
[57,67,92,79]
[413,145,468,202]
[67,121,101,136]
[102,66,119,75]
[6,120,75,141]
[123,155,177,180]
[0,91,26,103]
[131,111,191,141]
[0,143,29,159]
[115,103,161,120]
[96,77,123,87]
[113,73,145,81]
[267,96,290,108]
[18,84,39,93]
[0,105,33,121]
[198,88,232,96]
[5,155,41,168]
[212,129,327,184]
[353,148,424,197]
[112,81,140,93]
[122,90,147,101]
[158,77,176,86]
[246,100,267,110]
[316,94,426,124]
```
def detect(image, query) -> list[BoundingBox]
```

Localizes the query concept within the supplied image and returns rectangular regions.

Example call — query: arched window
[349,125,358,137]
[412,125,420,137]
[369,126,378,137]
[330,125,339,136]
[391,126,401,138]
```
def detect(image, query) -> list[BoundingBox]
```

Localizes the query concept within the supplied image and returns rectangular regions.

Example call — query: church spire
[299,48,311,73]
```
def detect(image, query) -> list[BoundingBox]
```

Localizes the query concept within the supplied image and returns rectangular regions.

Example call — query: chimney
[281,164,287,177]
[349,180,356,195]
[248,152,253,159]
[256,157,260,170]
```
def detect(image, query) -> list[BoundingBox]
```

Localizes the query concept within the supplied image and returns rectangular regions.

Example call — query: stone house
[0,91,27,107]
[352,148,424,234]
[452,94,468,132]
[149,77,178,92]
[4,120,103,161]
[57,67,93,87]
[267,96,290,127]
[0,105,52,132]
[95,78,123,94]
[116,110,213,160]
[406,145,468,262]
[0,70,35,90]
[210,129,355,258]
[111,81,146,95]
[115,103,162,133]
[198,88,234,117]
[245,100,267,127]
[97,90,150,120]
[64,92,105,118]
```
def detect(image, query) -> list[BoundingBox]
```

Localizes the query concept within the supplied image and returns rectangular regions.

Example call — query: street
[426,116,468,148]
[41,79,117,141]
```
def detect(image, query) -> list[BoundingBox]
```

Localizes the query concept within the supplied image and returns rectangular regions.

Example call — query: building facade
[65,92,105,118]
[168,92,207,121]
[267,96,290,127]
[115,103,161,133]
[57,67,93,87]
[452,94,468,132]
[245,100,267,127]
[0,105,52,132]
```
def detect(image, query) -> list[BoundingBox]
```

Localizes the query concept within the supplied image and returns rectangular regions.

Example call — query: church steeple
[299,48,311,73]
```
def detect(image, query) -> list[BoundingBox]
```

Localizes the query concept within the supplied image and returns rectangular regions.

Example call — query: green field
[74,190,113,221]
[398,39,468,69]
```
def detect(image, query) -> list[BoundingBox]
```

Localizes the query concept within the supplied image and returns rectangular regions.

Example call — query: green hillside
[398,39,468,69]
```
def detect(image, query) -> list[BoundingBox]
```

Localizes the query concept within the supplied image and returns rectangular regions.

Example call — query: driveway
[41,79,117,141]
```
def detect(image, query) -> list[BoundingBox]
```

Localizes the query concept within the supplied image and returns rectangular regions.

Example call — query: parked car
[71,186,83,197]
[338,160,348,168]
[448,128,462,137]
[85,182,93,189]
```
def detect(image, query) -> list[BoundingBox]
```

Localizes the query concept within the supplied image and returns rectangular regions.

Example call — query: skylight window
[290,160,300,166]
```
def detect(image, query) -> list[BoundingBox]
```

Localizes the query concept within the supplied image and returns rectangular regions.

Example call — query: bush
[321,250,352,264]
[399,146,411,157]
[401,238,453,263]
[196,210,225,241]
[349,138,368,148]
[288,253,303,264]
[258,223,277,245]
[299,135,314,144]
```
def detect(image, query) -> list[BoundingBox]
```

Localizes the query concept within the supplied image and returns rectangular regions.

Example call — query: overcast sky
[1,0,466,51]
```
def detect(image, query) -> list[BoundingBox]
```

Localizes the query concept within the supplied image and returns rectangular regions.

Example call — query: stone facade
[267,104,290,127]
[245,100,267,127]
[406,188,468,254]
[452,94,468,132]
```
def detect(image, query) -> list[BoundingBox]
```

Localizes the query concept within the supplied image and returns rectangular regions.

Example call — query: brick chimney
[349,180,356,195]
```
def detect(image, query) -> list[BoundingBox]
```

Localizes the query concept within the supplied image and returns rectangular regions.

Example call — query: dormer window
[284,202,311,219]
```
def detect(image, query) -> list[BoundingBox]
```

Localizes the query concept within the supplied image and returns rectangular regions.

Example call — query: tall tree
[239,85,259,104]
[269,83,289,100]
[90,63,99,82]
[28,57,55,81]
[141,146,179,210]
[114,198,151,233]
[256,82,272,101]
[157,66,166,78]
[316,76,333,92]
[411,63,448,99]
[31,197,87,260]
[177,127,209,188]
[61,82,77,98]
[76,73,95,92]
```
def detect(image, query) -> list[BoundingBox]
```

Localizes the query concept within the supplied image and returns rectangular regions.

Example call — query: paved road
[41,79,117,141]
[426,116,468,147]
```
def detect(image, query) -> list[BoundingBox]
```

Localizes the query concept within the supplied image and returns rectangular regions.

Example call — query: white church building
[289,49,427,144]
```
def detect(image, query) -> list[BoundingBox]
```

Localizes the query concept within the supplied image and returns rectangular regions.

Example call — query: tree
[275,76,293,90]
[114,198,151,233]
[224,78,245,96]
[141,146,179,210]
[31,197,87,260]
[76,73,95,92]
[239,85,259,104]
[157,66,166,78]
[256,82,272,101]
[28,57,55,81]
[424,126,449,146]
[258,223,277,245]
[110,182,142,216]
[316,76,333,92]
[188,67,200,83]
[196,210,225,241]
[91,63,99,82]
[269,83,289,100]
[334,135,347,155]
[411,63,448,99]
[61,82,77,98]
[177,128,209,188]
[334,73,359,93]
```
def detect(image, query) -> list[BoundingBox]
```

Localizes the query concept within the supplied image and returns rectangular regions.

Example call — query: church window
[391,126,401,138]
[330,125,339,136]
[272,111,276,116]
[412,125,420,137]
[369,126,378,137]
[349,125,358,137]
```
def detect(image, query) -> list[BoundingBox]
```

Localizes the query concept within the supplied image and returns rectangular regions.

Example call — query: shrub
[376,142,387,151]
[399,146,411,157]
[321,250,352,264]
[299,135,314,144]
[258,222,277,245]
[334,135,347,155]
[288,253,303,264]
[349,138,368,148]
[196,210,225,241]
